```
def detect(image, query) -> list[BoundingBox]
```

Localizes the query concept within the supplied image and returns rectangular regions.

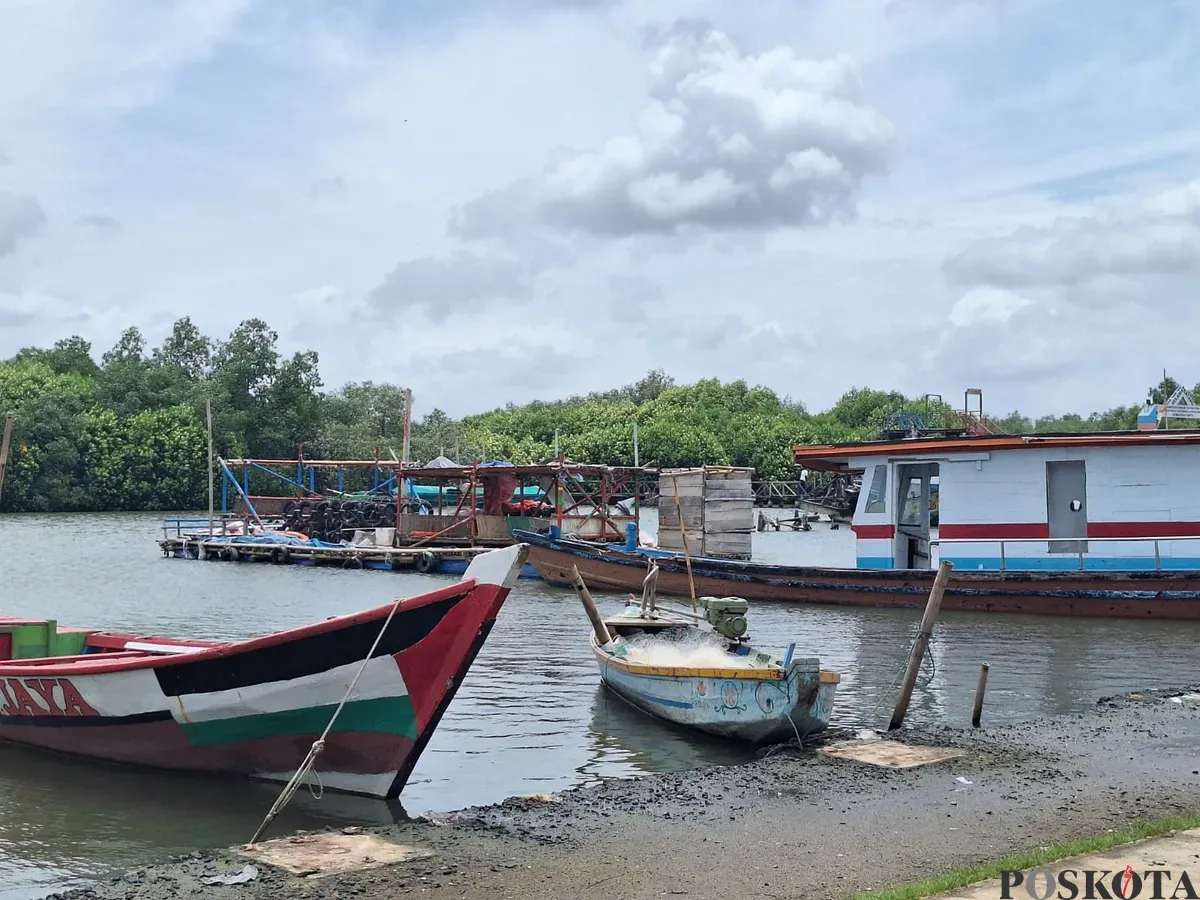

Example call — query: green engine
[702,596,749,640]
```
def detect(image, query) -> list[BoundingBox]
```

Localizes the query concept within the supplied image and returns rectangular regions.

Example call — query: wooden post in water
[972,662,990,728]
[0,413,13,507]
[888,560,953,731]
[572,564,612,646]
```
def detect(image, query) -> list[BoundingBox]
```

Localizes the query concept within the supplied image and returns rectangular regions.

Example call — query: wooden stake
[572,564,612,645]
[206,398,214,537]
[972,662,990,728]
[888,560,953,731]
[0,413,13,507]
[671,474,698,613]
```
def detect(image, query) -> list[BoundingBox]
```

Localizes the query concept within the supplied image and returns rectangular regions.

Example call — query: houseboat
[520,430,1200,619]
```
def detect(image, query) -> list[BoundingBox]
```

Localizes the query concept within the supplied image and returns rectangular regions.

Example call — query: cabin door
[894,463,936,569]
[1046,460,1088,554]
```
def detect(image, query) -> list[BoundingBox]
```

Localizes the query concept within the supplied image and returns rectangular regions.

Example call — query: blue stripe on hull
[856,556,894,569]
[617,685,693,709]
[943,556,1200,572]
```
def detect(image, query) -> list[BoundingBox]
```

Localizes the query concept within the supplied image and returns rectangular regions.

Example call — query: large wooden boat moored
[0,544,529,798]
[517,428,1200,620]
[589,590,839,743]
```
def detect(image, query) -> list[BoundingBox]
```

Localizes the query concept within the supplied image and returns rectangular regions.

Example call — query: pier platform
[158,535,540,577]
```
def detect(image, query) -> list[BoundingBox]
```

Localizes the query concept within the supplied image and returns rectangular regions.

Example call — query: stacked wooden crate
[658,466,754,560]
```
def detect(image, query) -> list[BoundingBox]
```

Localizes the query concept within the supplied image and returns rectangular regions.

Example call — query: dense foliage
[0,318,1185,512]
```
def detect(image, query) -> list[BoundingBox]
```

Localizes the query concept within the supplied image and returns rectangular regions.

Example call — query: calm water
[2,510,1200,897]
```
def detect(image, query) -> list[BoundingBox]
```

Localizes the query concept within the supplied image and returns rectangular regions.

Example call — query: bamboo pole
[888,560,953,731]
[671,474,698,613]
[572,564,612,645]
[206,399,214,536]
[401,388,412,464]
[0,413,13,507]
[972,662,990,728]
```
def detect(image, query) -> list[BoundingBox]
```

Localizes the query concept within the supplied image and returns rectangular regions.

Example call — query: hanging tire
[343,555,364,570]
[415,551,437,574]
[282,500,296,517]
[271,547,290,565]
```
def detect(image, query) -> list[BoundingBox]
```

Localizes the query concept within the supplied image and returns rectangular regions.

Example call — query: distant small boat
[0,544,529,799]
[581,570,840,744]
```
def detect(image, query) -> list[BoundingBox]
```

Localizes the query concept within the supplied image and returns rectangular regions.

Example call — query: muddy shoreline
[48,686,1200,900]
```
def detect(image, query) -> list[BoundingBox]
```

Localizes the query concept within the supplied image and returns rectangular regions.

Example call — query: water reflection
[0,741,407,898]
[582,686,754,779]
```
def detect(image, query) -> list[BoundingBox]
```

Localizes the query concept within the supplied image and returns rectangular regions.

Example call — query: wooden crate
[657,466,754,559]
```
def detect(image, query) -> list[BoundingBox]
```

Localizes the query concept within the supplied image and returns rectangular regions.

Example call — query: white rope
[248,593,407,844]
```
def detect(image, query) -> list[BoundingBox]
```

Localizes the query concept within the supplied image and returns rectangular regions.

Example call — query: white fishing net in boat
[611,628,768,669]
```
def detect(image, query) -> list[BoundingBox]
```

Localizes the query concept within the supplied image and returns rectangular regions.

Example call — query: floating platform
[158,535,540,578]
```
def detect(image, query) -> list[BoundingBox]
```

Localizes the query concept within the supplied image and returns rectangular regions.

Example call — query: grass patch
[853,811,1200,900]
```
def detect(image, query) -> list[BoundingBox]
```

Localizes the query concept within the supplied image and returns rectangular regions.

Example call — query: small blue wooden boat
[585,582,840,744]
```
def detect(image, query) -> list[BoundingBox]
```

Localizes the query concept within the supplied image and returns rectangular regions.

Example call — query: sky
[1,0,1199,419]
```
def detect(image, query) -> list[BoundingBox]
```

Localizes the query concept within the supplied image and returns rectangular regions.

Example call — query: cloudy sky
[1,0,1198,419]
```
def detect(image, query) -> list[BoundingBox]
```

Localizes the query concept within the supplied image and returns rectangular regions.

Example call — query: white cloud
[947,286,1033,327]
[367,252,533,323]
[945,182,1200,289]
[456,24,894,239]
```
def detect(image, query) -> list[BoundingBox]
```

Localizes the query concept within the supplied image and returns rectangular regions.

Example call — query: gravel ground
[48,686,1200,900]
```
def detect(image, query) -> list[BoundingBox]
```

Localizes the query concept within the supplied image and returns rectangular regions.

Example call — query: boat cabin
[793,431,1200,572]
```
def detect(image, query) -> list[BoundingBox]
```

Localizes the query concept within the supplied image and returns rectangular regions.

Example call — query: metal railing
[929,535,1200,572]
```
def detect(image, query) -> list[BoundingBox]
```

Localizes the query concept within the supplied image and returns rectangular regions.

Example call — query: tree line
[0,317,1185,512]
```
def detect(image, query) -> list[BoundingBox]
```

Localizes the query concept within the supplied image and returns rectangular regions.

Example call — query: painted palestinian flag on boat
[0,543,529,799]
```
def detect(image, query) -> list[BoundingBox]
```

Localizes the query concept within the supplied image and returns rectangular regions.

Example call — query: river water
[2,510,1199,897]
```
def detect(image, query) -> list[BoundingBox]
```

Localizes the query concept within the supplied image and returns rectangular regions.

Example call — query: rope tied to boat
[247,593,408,845]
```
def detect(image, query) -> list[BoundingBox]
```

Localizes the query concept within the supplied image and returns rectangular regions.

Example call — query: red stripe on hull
[1088,521,1200,538]
[939,523,1049,539]
[851,524,895,539]
[0,719,414,776]
[395,584,506,733]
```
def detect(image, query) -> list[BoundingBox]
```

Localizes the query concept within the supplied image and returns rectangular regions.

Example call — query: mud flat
[48,687,1200,900]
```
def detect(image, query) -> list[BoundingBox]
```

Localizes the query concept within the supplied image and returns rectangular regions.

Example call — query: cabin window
[899,477,923,526]
[865,465,888,514]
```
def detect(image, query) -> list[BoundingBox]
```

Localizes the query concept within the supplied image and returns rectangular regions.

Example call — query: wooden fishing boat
[0,544,529,799]
[513,527,1200,619]
[588,594,839,743]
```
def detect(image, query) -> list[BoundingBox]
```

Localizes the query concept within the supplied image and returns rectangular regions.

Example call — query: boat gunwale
[589,633,839,683]
[0,576,479,679]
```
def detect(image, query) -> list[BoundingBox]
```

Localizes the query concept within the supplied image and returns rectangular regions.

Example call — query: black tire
[415,551,437,574]
[282,500,296,516]
[343,555,364,569]
[271,547,290,564]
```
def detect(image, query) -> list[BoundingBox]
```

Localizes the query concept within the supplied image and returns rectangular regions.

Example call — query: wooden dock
[158,536,491,571]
